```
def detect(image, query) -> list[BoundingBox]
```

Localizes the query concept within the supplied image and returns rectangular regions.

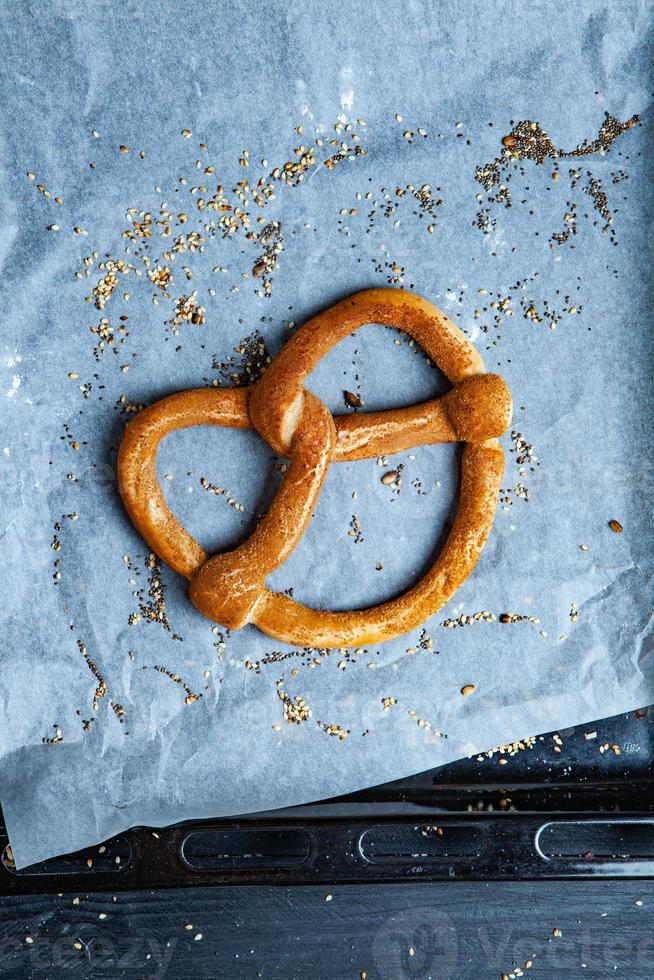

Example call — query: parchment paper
[1,0,652,868]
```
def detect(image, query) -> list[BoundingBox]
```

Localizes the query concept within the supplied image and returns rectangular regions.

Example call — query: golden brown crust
[252,443,504,647]
[188,393,335,628]
[117,289,512,647]
[117,387,249,578]
[332,374,511,462]
[249,288,485,456]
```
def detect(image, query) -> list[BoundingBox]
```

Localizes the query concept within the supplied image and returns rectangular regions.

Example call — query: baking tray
[2,704,652,894]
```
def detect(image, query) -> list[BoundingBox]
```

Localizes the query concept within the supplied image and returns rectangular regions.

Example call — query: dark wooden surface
[1,881,652,979]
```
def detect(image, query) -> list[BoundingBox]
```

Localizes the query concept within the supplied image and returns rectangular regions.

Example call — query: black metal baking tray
[2,704,652,894]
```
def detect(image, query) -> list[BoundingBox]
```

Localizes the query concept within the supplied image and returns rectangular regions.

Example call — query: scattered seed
[344,389,363,408]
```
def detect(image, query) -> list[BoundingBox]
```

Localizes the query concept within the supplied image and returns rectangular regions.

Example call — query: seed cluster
[477,735,538,764]
[475,112,640,247]
[500,429,540,509]
[251,220,283,295]
[277,683,312,725]
[405,629,436,656]
[211,330,271,386]
[442,610,496,629]
[245,645,375,675]
[124,553,182,640]
[406,708,447,740]
[348,515,364,544]
[42,725,64,745]
[498,612,540,625]
[50,511,79,585]
[200,478,247,514]
[317,720,350,740]
[92,259,128,310]
[172,292,206,329]
[75,637,128,727]
[151,665,203,705]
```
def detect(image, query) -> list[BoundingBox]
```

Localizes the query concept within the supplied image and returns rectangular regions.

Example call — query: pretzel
[118,289,511,648]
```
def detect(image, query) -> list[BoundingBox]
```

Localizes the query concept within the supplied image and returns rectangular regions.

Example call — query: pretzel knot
[118,289,512,648]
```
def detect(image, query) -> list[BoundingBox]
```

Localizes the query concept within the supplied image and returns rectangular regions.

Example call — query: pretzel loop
[118,288,512,648]
[188,392,335,628]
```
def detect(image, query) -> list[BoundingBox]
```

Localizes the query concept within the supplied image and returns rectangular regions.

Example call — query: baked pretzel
[118,289,511,648]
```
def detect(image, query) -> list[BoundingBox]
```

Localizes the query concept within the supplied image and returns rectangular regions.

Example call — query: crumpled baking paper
[0,0,652,868]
